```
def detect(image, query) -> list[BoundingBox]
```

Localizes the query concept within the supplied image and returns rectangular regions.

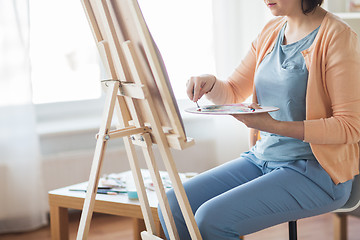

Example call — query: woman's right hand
[186,74,216,102]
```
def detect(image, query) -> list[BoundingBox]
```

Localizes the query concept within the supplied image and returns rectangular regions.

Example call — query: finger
[193,80,203,102]
[249,102,262,109]
[198,92,205,101]
[197,82,207,101]
[186,78,195,101]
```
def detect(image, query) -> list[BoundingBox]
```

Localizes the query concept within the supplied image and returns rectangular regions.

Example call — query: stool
[249,130,360,240]
[288,220,297,240]
[287,174,360,240]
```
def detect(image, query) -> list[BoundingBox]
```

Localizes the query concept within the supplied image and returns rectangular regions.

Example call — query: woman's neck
[283,6,326,45]
[286,6,326,34]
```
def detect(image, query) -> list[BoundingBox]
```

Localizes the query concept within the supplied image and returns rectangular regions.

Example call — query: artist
[158,0,360,239]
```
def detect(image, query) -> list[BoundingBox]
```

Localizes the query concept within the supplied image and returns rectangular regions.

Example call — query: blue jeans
[158,151,353,240]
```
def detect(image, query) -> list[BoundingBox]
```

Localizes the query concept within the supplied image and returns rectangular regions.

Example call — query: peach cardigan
[207,12,360,184]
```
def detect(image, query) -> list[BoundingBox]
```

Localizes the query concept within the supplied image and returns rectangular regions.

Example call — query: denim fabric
[158,152,352,239]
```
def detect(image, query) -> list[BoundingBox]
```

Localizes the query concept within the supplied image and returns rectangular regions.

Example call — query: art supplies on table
[69,188,127,195]
[68,170,198,199]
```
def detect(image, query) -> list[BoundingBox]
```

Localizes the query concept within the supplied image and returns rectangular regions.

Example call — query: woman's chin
[269,10,285,17]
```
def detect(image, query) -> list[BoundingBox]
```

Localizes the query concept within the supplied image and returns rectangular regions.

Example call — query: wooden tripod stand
[76,0,203,239]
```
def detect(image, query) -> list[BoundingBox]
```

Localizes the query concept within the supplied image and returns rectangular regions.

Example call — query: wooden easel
[76,0,202,239]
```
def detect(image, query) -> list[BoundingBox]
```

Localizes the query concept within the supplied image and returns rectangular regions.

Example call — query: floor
[1,212,360,240]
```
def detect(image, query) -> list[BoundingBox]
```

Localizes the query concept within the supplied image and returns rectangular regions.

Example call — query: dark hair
[301,0,324,14]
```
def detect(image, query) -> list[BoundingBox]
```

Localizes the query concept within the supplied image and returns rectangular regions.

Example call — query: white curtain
[0,0,47,233]
[212,0,273,79]
[209,1,273,165]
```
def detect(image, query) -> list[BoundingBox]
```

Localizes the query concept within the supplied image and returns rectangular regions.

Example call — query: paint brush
[192,88,201,111]
[195,101,202,112]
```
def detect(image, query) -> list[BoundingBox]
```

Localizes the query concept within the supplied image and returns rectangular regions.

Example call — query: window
[30,0,215,104]
[30,0,101,104]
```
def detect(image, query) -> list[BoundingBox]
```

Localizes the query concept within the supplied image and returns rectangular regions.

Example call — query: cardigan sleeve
[205,37,257,104]
[304,29,360,144]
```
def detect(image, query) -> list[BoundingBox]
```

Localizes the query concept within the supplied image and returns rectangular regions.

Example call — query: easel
[76,0,203,239]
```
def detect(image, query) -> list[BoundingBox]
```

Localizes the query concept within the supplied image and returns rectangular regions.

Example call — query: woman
[159,0,360,239]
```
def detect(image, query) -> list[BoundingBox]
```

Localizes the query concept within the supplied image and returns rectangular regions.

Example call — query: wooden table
[48,171,168,240]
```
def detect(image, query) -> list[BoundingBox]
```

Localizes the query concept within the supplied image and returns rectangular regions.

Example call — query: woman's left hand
[232,103,305,141]
[231,103,277,131]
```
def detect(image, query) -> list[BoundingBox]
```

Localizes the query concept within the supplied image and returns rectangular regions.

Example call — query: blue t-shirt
[250,23,320,161]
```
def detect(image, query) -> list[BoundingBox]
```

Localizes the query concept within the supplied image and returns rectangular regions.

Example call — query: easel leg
[120,94,179,239]
[140,137,180,240]
[76,82,119,240]
[122,40,201,239]
[142,98,201,239]
[115,96,158,236]
[124,134,158,235]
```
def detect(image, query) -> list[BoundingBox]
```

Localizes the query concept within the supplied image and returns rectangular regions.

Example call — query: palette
[185,103,279,115]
